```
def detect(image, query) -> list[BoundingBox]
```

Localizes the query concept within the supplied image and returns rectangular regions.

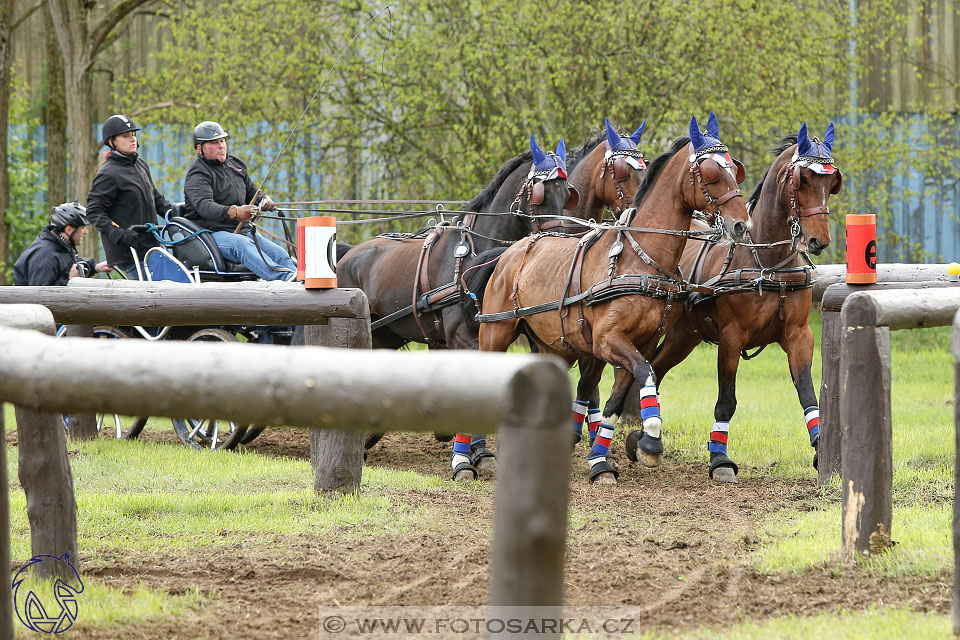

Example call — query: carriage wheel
[88,326,148,439]
[176,328,248,450]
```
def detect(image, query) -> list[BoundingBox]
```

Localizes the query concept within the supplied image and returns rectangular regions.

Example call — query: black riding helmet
[101,114,140,147]
[50,201,90,230]
[193,121,229,149]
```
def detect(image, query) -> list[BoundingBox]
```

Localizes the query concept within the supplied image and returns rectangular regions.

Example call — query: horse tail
[335,241,354,262]
[460,247,508,331]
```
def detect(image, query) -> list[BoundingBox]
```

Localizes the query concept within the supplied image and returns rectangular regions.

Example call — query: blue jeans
[211,230,296,281]
[114,262,145,280]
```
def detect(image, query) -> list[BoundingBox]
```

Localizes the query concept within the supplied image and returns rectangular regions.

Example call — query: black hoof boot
[571,432,582,452]
[471,446,497,472]
[452,461,478,481]
[627,430,663,468]
[588,460,619,484]
[811,437,819,471]
[625,430,642,462]
[709,453,740,483]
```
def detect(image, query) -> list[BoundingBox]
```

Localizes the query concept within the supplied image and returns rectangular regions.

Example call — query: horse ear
[689,116,705,150]
[706,111,719,138]
[529,133,546,166]
[556,138,567,165]
[605,117,620,150]
[822,122,835,155]
[797,122,814,156]
[629,120,646,146]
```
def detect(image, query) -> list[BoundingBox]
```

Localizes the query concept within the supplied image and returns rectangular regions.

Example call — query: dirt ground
[12,427,952,639]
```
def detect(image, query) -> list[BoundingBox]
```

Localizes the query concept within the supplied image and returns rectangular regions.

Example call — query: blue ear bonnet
[796,122,836,161]
[605,117,645,152]
[689,111,725,155]
[529,133,568,175]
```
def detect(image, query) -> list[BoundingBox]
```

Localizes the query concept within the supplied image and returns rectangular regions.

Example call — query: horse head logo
[12,553,85,634]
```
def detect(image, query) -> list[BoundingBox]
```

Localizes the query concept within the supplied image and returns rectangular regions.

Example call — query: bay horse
[647,122,841,482]
[472,113,751,484]
[337,134,579,455]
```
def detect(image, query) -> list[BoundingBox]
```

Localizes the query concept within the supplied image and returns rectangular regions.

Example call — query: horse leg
[781,324,819,470]
[446,320,523,482]
[708,335,741,483]
[572,358,605,450]
[618,361,665,469]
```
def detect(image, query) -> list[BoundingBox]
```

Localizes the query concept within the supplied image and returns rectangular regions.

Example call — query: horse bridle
[686,143,745,224]
[779,151,843,244]
[599,147,646,214]
[512,155,580,232]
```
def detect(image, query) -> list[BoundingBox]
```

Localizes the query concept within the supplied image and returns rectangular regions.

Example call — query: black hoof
[813,451,819,471]
[571,432,582,452]
[471,446,496,466]
[811,437,819,470]
[452,461,478,481]
[709,453,740,483]
[589,460,620,483]
[434,432,454,443]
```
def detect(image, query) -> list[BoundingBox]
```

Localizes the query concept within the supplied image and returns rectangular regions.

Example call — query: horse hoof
[475,455,497,473]
[637,450,662,468]
[625,430,642,463]
[453,468,477,482]
[710,466,739,483]
[434,432,454,443]
[592,472,618,485]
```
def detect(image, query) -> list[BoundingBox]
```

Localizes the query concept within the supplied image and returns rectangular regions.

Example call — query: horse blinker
[733,159,745,184]
[530,181,545,205]
[698,158,721,184]
[565,186,580,210]
[830,169,843,195]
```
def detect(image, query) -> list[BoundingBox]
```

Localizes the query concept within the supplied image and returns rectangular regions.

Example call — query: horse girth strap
[475,273,683,323]
[558,239,593,349]
[413,228,445,345]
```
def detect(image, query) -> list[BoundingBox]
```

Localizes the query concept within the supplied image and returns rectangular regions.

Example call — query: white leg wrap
[643,416,662,438]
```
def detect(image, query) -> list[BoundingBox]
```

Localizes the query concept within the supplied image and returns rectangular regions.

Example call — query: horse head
[598,117,647,214]
[686,112,750,242]
[779,122,841,255]
[526,133,580,229]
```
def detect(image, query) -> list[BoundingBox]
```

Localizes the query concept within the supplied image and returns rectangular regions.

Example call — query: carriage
[77,204,296,449]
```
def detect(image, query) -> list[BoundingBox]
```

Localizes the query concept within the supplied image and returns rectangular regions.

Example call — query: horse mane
[463,150,533,215]
[632,137,690,208]
[567,132,605,171]
[746,134,798,210]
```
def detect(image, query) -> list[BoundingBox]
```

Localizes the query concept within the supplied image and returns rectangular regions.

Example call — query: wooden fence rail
[0,301,572,639]
[833,288,960,559]
[811,263,951,303]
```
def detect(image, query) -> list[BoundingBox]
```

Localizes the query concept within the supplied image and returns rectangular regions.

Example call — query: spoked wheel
[175,328,248,450]
[87,326,147,439]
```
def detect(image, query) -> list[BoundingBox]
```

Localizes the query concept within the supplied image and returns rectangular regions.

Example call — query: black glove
[114,225,157,251]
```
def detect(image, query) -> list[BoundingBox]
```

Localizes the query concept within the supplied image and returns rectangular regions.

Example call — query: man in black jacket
[183,121,295,280]
[14,202,112,286]
[85,114,172,279]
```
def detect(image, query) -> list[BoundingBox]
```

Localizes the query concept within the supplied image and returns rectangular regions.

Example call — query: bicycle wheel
[88,326,147,439]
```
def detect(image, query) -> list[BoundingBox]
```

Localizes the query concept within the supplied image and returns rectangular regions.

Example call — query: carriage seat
[163,205,257,280]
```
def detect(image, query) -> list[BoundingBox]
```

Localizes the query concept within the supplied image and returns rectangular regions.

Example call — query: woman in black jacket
[85,114,172,279]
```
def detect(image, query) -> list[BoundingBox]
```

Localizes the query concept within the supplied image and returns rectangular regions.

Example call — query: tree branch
[130,100,202,117]
[11,0,43,32]
[88,0,158,63]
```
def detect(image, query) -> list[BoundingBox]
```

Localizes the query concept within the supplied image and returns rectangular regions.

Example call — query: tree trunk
[0,404,13,640]
[15,406,79,579]
[0,2,11,279]
[44,2,68,210]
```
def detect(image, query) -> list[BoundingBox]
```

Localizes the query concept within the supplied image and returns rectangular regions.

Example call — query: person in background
[183,120,296,281]
[85,114,172,279]
[13,201,112,286]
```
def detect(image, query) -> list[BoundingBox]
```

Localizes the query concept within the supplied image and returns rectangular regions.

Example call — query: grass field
[3,309,955,638]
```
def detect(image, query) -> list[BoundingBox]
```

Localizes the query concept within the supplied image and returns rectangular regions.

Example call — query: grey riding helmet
[192,121,229,148]
[50,201,90,230]
[101,114,140,146]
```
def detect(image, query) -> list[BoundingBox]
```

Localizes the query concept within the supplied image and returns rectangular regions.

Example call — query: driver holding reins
[182,121,296,281]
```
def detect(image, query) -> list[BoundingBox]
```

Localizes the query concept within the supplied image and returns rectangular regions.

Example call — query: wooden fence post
[306,314,372,495]
[840,296,892,559]
[63,325,98,441]
[951,309,960,636]
[1,404,12,640]
[489,360,570,625]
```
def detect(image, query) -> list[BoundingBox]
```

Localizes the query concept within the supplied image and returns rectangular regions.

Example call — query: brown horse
[647,122,841,482]
[474,113,751,483]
